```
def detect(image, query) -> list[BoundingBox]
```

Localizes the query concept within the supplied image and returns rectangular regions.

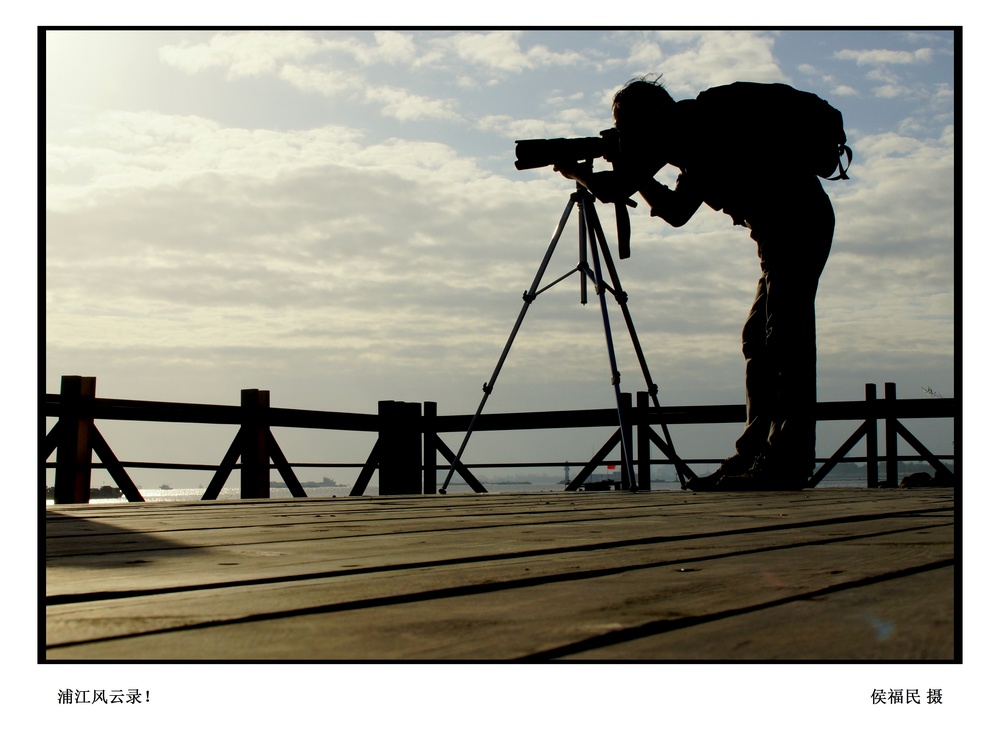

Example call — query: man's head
[612,75,677,165]
[612,76,675,133]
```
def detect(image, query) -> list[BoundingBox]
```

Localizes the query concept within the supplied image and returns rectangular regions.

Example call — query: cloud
[832,129,954,256]
[436,31,584,74]
[157,30,593,127]
[47,110,366,206]
[832,45,944,101]
[834,48,934,66]
[159,31,328,78]
[363,85,463,122]
[277,64,364,97]
[167,30,589,83]
[325,30,420,66]
[639,31,786,94]
[44,106,573,385]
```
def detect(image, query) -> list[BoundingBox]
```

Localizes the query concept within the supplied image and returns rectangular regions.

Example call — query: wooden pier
[44,485,956,661]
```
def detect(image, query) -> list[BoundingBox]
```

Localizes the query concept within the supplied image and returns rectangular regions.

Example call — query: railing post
[865,383,879,487]
[240,389,271,499]
[884,382,898,488]
[423,401,438,494]
[378,400,422,495]
[54,375,96,504]
[619,392,634,489]
[636,391,651,491]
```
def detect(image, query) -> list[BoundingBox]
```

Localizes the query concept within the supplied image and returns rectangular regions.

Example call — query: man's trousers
[734,183,835,478]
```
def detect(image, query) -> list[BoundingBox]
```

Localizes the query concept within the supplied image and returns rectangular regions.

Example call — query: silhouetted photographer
[550,76,851,491]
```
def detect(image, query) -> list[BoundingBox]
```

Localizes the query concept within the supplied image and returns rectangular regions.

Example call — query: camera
[514,128,622,171]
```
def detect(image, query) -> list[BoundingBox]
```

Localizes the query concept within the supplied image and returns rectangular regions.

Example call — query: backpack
[694,82,853,180]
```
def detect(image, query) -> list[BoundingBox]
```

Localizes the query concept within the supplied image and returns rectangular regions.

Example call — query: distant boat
[159,484,172,490]
[270,477,343,488]
[302,478,344,488]
[91,485,123,499]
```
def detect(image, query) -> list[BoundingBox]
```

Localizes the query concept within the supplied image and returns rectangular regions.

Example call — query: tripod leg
[584,198,697,487]
[583,199,639,492]
[579,190,589,305]
[439,193,579,494]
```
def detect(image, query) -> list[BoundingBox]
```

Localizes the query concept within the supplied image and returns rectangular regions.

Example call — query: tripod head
[567,161,636,260]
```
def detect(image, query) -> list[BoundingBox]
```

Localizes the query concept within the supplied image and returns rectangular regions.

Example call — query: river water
[46,474,879,505]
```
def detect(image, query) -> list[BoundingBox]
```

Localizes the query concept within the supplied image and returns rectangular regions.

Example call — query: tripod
[439,182,696,494]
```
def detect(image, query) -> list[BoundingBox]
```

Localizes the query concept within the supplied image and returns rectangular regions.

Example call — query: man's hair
[612,75,675,122]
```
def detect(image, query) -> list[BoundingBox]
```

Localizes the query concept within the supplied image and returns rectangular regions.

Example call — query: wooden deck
[44,486,956,661]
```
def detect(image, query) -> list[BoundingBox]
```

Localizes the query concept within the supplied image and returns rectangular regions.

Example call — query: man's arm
[637,173,702,227]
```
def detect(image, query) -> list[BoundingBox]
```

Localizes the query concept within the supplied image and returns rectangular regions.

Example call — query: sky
[24,13,999,737]
[43,28,957,487]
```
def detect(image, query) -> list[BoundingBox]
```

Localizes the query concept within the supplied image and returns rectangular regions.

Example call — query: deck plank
[45,487,955,660]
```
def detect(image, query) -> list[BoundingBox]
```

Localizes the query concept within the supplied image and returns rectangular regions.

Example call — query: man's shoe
[716,454,809,491]
[687,453,754,492]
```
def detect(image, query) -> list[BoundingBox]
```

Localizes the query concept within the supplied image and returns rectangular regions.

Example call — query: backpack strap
[825,143,853,180]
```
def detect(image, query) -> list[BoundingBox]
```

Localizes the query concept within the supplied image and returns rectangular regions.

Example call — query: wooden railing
[43,376,956,504]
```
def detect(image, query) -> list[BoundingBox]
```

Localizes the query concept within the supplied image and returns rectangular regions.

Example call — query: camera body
[514,128,622,171]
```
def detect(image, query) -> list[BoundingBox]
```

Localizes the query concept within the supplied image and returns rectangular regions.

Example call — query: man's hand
[552,160,591,183]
